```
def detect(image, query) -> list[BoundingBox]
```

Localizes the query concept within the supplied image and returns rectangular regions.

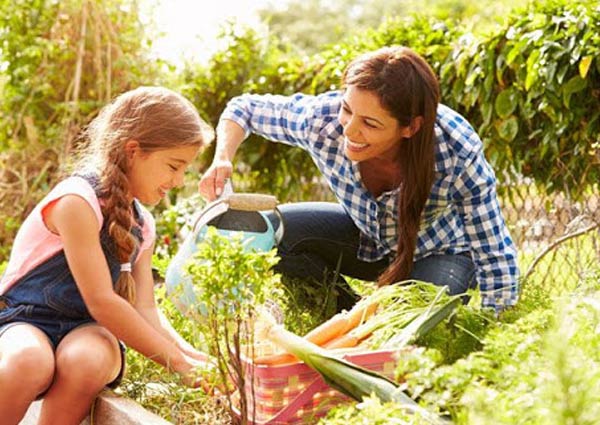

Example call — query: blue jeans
[267,202,477,311]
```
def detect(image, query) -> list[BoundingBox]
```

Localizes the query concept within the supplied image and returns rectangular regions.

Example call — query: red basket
[233,348,399,424]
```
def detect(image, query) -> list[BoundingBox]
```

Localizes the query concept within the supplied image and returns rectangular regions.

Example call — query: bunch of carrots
[254,297,379,365]
[253,281,460,366]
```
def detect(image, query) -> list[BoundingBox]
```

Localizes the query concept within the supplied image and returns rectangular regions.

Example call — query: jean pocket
[0,304,27,324]
[43,274,89,318]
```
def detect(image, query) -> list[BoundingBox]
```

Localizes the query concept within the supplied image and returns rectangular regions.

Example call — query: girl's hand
[173,354,216,391]
[185,348,212,363]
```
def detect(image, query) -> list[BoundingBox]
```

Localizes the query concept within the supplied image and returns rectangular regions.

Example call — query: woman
[199,46,519,314]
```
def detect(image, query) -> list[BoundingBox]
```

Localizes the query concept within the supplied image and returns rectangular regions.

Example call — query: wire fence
[499,183,599,289]
[301,176,600,289]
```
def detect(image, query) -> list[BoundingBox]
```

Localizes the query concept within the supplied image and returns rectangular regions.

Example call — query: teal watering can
[164,188,284,316]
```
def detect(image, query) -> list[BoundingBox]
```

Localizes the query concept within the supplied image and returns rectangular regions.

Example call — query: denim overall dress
[0,175,144,370]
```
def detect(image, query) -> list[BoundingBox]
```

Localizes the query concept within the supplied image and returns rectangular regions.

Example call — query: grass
[119,286,232,424]
[115,226,600,424]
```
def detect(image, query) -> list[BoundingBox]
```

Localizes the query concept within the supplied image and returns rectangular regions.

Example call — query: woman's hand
[198,159,233,201]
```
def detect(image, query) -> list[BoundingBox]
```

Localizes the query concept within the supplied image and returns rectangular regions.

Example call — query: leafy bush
[0,0,161,261]
[441,0,600,196]
[183,228,284,422]
[0,0,158,149]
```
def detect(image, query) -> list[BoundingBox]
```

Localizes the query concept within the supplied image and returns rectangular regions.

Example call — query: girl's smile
[127,143,200,205]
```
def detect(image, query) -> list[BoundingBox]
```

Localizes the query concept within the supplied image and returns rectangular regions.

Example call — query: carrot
[323,333,362,349]
[254,300,379,365]
[324,319,376,349]
[340,301,378,334]
[302,313,349,346]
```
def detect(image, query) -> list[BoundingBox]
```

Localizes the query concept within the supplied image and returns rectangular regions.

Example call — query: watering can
[164,183,284,316]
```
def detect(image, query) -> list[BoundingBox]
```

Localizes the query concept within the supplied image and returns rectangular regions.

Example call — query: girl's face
[338,85,414,163]
[126,143,199,205]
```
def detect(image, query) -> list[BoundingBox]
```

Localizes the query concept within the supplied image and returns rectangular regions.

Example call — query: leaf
[497,116,519,142]
[563,75,588,108]
[506,39,527,65]
[525,50,541,91]
[579,56,593,78]
[495,89,517,119]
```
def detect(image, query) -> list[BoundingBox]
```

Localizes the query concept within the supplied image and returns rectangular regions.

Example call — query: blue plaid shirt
[221,91,519,311]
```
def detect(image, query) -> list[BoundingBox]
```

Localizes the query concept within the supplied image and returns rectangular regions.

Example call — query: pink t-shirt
[0,176,156,295]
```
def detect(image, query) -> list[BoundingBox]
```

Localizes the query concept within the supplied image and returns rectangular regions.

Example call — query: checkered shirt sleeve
[441,111,519,311]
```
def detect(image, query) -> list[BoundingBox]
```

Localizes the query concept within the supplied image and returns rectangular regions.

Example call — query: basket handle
[261,378,329,424]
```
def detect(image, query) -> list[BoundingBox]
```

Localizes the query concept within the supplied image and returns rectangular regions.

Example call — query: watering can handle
[273,206,285,245]
[227,193,285,244]
[227,193,278,211]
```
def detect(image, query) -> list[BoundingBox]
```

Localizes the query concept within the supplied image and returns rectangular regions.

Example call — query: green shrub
[441,0,600,196]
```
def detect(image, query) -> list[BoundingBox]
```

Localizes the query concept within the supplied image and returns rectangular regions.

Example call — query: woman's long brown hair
[342,46,440,285]
[76,87,213,303]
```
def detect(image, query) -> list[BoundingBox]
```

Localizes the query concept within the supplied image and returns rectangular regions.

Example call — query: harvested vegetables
[254,308,449,424]
[254,281,461,365]
[254,297,378,364]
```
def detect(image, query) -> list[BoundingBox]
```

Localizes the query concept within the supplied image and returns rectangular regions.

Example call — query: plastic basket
[233,348,399,424]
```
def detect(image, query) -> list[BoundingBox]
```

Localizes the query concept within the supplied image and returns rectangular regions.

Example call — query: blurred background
[0,0,598,289]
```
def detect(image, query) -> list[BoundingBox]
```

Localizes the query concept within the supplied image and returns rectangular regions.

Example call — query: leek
[255,309,450,424]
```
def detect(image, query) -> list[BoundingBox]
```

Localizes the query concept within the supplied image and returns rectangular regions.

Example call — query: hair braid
[102,151,137,303]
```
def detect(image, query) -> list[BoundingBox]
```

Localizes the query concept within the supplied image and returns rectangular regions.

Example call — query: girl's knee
[55,333,121,389]
[0,345,55,393]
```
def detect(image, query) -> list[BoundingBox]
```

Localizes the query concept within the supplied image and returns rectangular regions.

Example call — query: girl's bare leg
[38,325,121,425]
[0,324,55,425]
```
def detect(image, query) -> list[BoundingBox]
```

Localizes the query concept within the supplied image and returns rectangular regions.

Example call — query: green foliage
[321,394,439,424]
[179,23,326,202]
[152,193,205,259]
[415,302,496,364]
[460,297,600,424]
[182,228,284,421]
[0,0,160,262]
[441,0,600,196]
[185,228,283,328]
[0,0,158,149]
[395,308,555,421]
[367,273,600,424]
[258,0,514,56]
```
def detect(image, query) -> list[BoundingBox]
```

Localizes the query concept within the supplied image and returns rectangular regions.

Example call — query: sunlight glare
[147,0,275,66]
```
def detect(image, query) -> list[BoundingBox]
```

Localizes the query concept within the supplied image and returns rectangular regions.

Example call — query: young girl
[199,46,519,314]
[0,86,214,425]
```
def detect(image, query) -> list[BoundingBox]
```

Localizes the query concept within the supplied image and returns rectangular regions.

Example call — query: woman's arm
[200,91,339,200]
[198,119,244,200]
[132,245,209,362]
[452,152,520,313]
[46,195,204,381]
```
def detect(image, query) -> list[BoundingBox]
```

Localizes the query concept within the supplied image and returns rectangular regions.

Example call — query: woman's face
[338,85,412,163]
[126,143,199,206]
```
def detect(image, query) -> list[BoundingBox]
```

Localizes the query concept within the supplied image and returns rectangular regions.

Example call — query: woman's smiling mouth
[345,138,369,152]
